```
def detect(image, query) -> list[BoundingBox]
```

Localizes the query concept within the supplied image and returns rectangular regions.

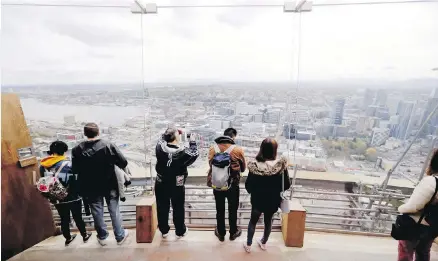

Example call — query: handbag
[391,176,438,240]
[280,168,290,213]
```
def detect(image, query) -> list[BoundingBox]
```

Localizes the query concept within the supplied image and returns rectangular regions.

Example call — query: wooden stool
[281,199,306,248]
[136,197,157,243]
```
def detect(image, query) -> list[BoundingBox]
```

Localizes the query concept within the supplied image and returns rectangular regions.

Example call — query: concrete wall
[1,94,55,261]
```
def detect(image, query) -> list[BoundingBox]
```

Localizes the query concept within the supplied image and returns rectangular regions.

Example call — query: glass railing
[2,0,438,235]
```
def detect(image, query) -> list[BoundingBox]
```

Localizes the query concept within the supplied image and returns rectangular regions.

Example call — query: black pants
[55,200,87,240]
[213,185,240,236]
[155,183,186,236]
[247,207,275,245]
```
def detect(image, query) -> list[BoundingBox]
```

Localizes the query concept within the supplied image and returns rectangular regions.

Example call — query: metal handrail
[52,182,408,234]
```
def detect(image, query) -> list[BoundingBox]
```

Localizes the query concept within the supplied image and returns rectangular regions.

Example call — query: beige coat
[398,175,438,225]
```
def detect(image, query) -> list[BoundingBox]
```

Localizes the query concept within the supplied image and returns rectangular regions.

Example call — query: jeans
[247,208,275,246]
[88,190,125,242]
[213,185,240,236]
[55,199,87,240]
[155,183,187,236]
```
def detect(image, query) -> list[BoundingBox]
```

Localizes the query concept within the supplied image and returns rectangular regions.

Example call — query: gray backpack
[211,144,236,191]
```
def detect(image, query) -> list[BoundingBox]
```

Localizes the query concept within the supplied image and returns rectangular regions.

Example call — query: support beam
[284,1,313,12]
[131,1,157,14]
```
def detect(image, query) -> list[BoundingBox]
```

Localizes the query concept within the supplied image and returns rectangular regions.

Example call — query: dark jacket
[39,157,81,204]
[155,137,199,187]
[207,136,246,187]
[245,156,291,213]
[72,139,128,197]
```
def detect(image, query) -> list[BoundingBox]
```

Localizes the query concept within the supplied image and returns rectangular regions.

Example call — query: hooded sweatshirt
[155,136,199,187]
[71,139,128,197]
[115,166,131,199]
[245,156,291,213]
[39,155,81,204]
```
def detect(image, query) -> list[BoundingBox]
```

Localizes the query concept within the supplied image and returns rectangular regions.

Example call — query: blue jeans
[88,190,125,242]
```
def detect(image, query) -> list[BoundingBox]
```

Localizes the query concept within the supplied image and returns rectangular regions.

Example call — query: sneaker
[117,230,130,245]
[243,242,251,253]
[176,227,188,239]
[214,228,225,242]
[257,239,267,251]
[65,234,77,246]
[97,237,108,246]
[229,228,242,241]
[83,232,92,243]
[162,232,169,239]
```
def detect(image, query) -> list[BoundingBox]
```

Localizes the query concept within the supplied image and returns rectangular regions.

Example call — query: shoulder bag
[391,177,438,240]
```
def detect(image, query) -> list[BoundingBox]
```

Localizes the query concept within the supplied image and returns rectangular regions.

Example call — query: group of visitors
[39,123,130,246]
[39,123,438,259]
[154,127,290,253]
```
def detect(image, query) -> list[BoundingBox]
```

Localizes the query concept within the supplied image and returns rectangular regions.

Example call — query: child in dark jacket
[244,138,290,253]
[39,141,92,246]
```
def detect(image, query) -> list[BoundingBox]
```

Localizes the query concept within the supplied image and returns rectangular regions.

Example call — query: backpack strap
[418,176,438,224]
[54,161,69,178]
[213,143,221,153]
[224,145,236,154]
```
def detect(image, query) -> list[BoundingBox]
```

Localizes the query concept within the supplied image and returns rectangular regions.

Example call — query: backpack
[36,161,69,201]
[211,143,235,191]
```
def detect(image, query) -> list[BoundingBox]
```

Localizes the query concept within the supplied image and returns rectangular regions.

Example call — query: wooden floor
[8,229,438,261]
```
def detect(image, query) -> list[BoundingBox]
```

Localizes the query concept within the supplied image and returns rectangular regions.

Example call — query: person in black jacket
[39,141,92,246]
[72,123,129,246]
[243,138,291,253]
[155,127,199,238]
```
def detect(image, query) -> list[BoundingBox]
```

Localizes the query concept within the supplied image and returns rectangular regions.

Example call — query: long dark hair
[426,149,438,176]
[255,138,278,162]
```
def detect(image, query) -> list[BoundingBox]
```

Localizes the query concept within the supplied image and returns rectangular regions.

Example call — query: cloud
[1,0,438,85]
[45,19,141,46]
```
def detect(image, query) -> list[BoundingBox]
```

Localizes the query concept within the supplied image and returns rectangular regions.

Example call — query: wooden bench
[281,199,307,248]
[136,197,157,243]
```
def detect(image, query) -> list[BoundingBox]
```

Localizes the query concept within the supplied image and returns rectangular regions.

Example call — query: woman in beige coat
[398,149,438,261]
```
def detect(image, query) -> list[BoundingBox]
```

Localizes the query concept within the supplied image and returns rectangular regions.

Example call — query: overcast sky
[1,0,438,85]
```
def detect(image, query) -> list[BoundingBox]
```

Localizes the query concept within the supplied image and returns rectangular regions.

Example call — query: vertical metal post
[289,165,298,200]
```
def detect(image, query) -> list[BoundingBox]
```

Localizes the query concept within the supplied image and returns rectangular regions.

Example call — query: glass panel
[2,4,146,180]
[297,1,438,232]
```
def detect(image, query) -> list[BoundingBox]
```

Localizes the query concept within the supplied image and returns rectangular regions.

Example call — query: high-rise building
[356,115,369,133]
[363,89,375,110]
[396,101,415,140]
[366,105,379,117]
[421,88,438,137]
[263,109,281,124]
[371,128,390,146]
[376,107,390,120]
[375,89,388,107]
[332,98,345,125]
[283,123,296,140]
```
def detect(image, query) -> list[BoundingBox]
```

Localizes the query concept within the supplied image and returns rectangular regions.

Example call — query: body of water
[20,98,144,126]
